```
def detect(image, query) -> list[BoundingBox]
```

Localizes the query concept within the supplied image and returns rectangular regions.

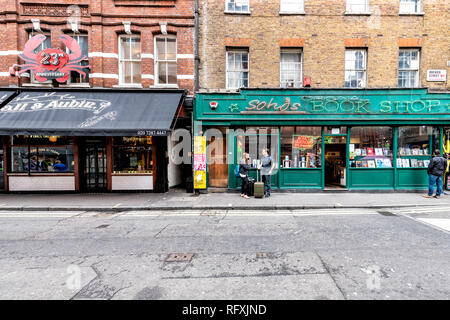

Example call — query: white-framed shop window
[118,35,141,85]
[155,35,177,85]
[345,49,367,88]
[226,50,249,89]
[399,0,423,14]
[28,31,51,84]
[225,0,250,13]
[65,33,89,85]
[398,49,420,88]
[280,0,304,13]
[280,49,302,88]
[346,0,370,13]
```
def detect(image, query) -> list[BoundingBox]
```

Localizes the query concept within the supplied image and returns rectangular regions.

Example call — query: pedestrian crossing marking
[417,218,450,232]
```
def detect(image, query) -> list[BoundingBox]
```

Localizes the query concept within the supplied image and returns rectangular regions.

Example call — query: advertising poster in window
[293,135,319,150]
[193,136,206,189]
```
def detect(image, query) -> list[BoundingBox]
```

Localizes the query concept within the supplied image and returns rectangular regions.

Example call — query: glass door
[80,138,107,192]
[324,130,348,189]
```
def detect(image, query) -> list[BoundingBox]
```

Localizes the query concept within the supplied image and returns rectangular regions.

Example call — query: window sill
[399,12,425,16]
[150,84,179,89]
[59,83,90,88]
[344,11,371,16]
[21,83,53,87]
[224,10,251,15]
[113,84,143,88]
[279,11,305,15]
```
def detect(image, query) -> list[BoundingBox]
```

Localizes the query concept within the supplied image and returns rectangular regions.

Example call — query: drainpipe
[194,0,200,92]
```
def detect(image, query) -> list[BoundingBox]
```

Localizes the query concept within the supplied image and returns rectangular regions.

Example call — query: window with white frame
[155,36,177,85]
[65,34,89,85]
[398,49,420,87]
[226,0,249,13]
[399,0,422,13]
[119,35,141,85]
[280,0,304,13]
[345,49,367,88]
[226,50,249,89]
[280,49,302,88]
[28,31,51,84]
[346,0,370,13]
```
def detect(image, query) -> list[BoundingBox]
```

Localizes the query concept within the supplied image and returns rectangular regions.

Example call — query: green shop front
[194,89,450,191]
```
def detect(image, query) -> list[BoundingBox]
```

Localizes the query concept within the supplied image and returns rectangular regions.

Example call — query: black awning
[0,91,16,106]
[0,90,183,136]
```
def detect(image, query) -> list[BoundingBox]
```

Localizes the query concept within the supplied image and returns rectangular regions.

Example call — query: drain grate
[377,211,396,217]
[256,252,268,259]
[165,253,195,262]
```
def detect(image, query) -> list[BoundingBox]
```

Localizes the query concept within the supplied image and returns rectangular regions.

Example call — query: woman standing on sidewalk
[239,152,251,199]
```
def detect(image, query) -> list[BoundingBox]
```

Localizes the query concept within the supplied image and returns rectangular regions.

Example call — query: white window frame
[280,49,303,88]
[225,0,250,14]
[399,0,423,14]
[280,0,305,14]
[154,35,178,87]
[65,33,89,86]
[28,31,52,84]
[226,50,249,90]
[398,48,420,88]
[118,35,141,85]
[346,0,370,14]
[345,49,367,88]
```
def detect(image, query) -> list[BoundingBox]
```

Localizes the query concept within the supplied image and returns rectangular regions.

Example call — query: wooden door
[208,136,228,187]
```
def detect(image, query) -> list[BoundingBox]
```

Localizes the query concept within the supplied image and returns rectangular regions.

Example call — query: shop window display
[113,136,153,174]
[280,127,322,168]
[9,136,74,173]
[236,127,279,169]
[397,126,438,168]
[349,127,393,168]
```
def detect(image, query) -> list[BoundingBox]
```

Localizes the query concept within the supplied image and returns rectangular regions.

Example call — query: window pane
[167,62,177,84]
[156,38,166,60]
[281,127,322,168]
[236,128,279,170]
[132,62,141,84]
[113,139,153,174]
[347,0,369,12]
[38,147,74,172]
[158,61,167,84]
[120,37,131,60]
[122,61,132,83]
[10,147,28,173]
[166,38,176,60]
[131,38,141,60]
[400,0,420,13]
[349,127,393,168]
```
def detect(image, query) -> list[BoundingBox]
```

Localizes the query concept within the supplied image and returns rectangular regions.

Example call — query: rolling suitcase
[254,170,265,198]
[247,178,254,197]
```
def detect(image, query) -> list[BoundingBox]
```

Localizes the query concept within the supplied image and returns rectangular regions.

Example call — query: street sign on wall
[427,70,447,82]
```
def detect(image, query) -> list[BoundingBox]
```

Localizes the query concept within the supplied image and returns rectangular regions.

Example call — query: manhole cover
[256,252,268,259]
[96,224,110,229]
[165,253,195,262]
[377,211,396,217]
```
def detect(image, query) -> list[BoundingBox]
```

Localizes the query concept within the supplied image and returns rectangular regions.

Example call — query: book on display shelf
[376,159,383,168]
[383,159,392,168]
[367,160,376,168]
[397,158,403,168]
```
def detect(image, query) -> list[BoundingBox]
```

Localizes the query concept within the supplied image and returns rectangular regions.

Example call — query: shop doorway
[79,138,107,192]
[324,135,347,189]
[207,128,228,188]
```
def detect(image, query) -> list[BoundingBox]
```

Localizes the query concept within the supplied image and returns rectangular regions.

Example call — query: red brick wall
[0,0,195,94]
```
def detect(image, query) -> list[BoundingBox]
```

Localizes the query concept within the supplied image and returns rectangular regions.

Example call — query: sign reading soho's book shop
[194,89,450,191]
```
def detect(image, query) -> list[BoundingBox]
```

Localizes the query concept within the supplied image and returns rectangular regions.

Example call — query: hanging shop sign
[17,34,90,83]
[193,136,207,189]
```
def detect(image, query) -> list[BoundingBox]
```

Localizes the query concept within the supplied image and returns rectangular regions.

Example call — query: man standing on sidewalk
[424,149,447,199]
[258,148,275,198]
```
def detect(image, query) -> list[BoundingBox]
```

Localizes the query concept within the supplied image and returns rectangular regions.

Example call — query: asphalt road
[0,207,449,300]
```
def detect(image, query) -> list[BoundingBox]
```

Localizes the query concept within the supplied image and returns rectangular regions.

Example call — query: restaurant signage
[17,34,90,83]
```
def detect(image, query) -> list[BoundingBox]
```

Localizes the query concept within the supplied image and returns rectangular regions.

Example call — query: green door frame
[323,130,348,189]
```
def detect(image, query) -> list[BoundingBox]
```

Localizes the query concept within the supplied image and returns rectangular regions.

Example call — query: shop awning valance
[0,90,184,136]
[0,91,16,106]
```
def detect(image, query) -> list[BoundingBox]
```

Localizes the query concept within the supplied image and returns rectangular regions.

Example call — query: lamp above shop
[48,136,58,143]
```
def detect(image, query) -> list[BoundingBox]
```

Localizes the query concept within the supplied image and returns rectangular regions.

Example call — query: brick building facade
[0,0,195,94]
[198,0,449,90]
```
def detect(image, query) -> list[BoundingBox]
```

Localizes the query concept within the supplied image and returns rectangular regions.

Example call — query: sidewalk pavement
[0,189,449,212]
